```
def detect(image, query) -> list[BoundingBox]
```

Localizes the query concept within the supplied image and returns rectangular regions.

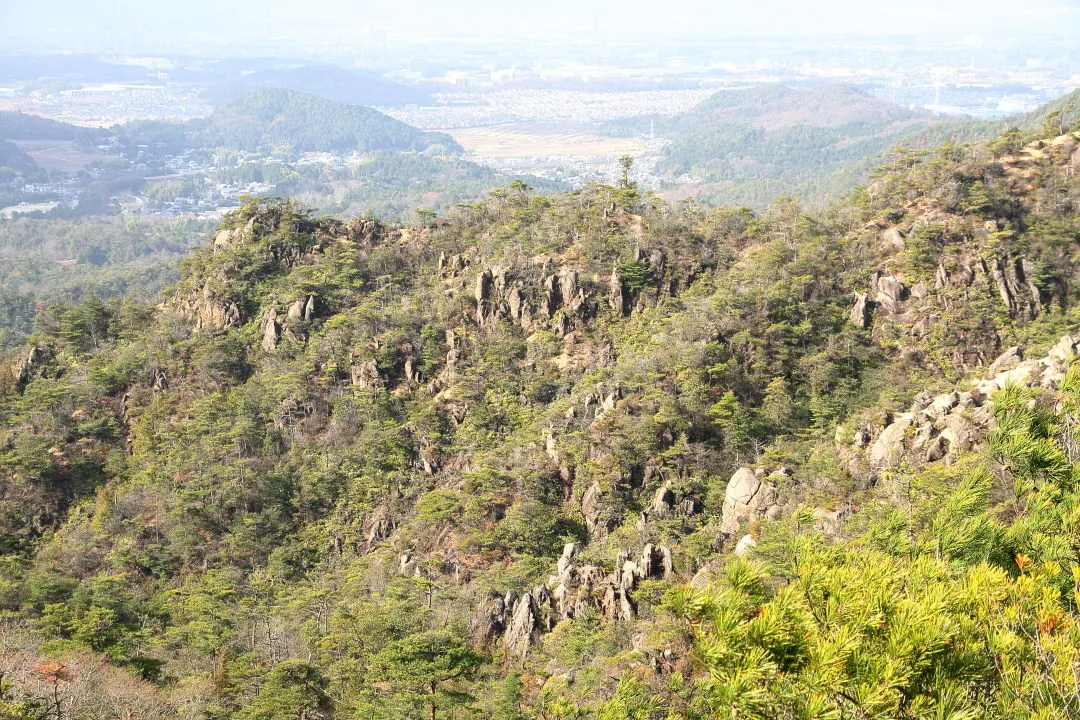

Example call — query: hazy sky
[3,0,1079,51]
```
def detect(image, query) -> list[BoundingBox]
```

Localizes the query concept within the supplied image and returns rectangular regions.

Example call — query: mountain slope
[195,88,461,154]
[0,138,37,172]
[622,83,1048,207]
[1,117,1080,718]
[0,111,108,144]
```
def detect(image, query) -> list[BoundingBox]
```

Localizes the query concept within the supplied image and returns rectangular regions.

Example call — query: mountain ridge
[1,102,1080,719]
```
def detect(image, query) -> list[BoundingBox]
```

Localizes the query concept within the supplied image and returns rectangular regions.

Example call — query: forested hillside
[2,112,1080,720]
[624,84,1079,208]
[192,89,461,155]
[0,112,107,146]
[0,216,209,348]
[0,140,37,175]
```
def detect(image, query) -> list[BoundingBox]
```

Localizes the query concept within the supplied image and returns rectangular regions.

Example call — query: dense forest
[0,216,209,348]
[1,105,1080,720]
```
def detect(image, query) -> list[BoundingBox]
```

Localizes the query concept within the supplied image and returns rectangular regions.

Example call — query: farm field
[11,140,107,171]
[448,122,646,159]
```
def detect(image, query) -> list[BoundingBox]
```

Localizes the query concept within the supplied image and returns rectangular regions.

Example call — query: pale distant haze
[2,0,1078,53]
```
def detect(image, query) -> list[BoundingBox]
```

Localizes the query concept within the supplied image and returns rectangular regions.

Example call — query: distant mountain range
[0,54,430,108]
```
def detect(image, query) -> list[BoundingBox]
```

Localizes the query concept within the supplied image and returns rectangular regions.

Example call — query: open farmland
[12,140,107,171]
[449,122,645,158]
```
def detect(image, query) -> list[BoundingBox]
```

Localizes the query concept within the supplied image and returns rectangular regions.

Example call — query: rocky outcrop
[856,249,1043,338]
[257,294,316,352]
[172,283,242,331]
[880,227,906,252]
[734,535,757,557]
[350,358,384,392]
[870,271,907,315]
[462,246,685,337]
[849,292,870,329]
[482,541,674,657]
[933,253,1042,320]
[988,346,1022,375]
[399,550,419,576]
[475,268,495,325]
[650,484,675,519]
[472,263,594,335]
[259,308,281,352]
[581,482,606,536]
[720,467,782,535]
[344,217,385,247]
[438,251,467,276]
[362,506,394,550]
[858,335,1080,469]
[13,344,50,388]
[988,256,1041,320]
[868,413,914,466]
[287,294,316,321]
[608,266,626,315]
[503,585,556,658]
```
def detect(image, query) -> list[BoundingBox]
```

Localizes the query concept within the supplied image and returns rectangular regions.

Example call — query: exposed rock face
[475,268,494,326]
[581,482,605,535]
[476,594,507,643]
[438,251,467,276]
[651,485,674,518]
[988,346,1022,375]
[460,246,685,338]
[362,506,393,550]
[471,264,590,334]
[172,283,242,331]
[259,308,281,352]
[734,535,757,557]
[849,292,870,329]
[350,358,384,392]
[870,271,907,314]
[933,254,1042,320]
[859,334,1080,469]
[608,266,626,316]
[989,256,1041,320]
[720,468,779,535]
[287,294,316,321]
[344,217,385,247]
[880,227,906,252]
[869,413,913,466]
[503,586,555,658]
[483,541,674,657]
[13,344,49,387]
[399,551,419,576]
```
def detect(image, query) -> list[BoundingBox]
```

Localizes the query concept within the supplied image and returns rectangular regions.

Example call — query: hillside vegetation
[0,112,107,145]
[0,216,210,348]
[186,89,461,156]
[2,110,1080,720]
[626,84,1079,208]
